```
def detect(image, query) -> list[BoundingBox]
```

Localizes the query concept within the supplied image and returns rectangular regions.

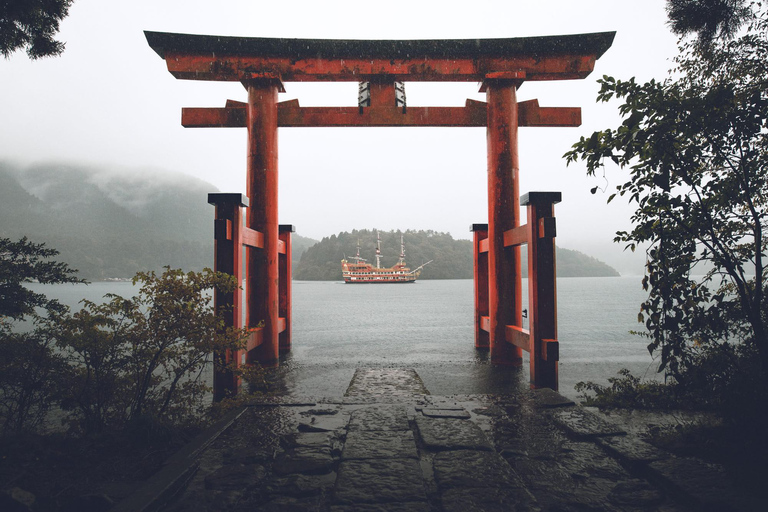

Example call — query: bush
[50,267,248,434]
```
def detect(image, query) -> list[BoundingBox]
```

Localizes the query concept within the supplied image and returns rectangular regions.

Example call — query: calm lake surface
[28,277,658,400]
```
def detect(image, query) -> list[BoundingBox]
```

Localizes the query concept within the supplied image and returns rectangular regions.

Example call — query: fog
[0,0,679,275]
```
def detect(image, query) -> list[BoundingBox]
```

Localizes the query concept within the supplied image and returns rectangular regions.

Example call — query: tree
[0,0,73,59]
[51,267,248,433]
[0,237,81,435]
[0,236,82,321]
[565,4,768,390]
[666,0,752,47]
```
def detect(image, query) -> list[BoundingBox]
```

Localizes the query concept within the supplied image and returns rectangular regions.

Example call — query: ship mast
[398,234,406,266]
[351,239,366,263]
[375,231,382,269]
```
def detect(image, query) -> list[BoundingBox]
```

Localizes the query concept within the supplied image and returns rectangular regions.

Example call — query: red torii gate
[145,31,614,397]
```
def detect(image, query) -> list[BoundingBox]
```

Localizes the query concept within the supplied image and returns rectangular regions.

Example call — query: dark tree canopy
[0,0,73,59]
[666,0,752,46]
[566,3,768,386]
[0,236,82,322]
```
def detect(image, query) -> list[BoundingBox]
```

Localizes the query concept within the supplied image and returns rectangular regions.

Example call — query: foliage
[295,229,620,280]
[575,369,682,410]
[564,3,768,388]
[666,0,752,48]
[0,236,82,321]
[0,237,82,435]
[0,330,66,435]
[0,0,73,59]
[50,267,248,433]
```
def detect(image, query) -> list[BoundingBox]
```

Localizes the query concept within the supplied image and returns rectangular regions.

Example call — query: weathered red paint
[162,52,599,83]
[181,101,580,128]
[245,80,280,368]
[486,79,523,366]
[208,193,248,400]
[279,224,294,352]
[523,192,560,390]
[471,224,489,349]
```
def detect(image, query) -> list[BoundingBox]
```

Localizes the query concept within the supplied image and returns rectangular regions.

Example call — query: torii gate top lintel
[144,30,615,83]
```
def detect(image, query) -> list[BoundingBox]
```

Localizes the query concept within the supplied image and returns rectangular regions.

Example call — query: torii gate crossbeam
[146,30,614,398]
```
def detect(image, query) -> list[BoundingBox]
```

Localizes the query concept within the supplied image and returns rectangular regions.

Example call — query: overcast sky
[0,0,680,274]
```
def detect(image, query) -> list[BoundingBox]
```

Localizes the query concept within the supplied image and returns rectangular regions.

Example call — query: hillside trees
[565,2,768,392]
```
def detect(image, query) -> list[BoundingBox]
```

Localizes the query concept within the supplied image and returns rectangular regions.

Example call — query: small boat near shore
[341,232,431,284]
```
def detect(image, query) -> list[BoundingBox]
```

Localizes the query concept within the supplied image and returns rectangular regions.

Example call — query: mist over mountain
[0,161,316,280]
[295,229,620,280]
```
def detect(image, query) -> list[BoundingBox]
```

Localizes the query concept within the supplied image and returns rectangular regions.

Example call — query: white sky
[0,0,680,274]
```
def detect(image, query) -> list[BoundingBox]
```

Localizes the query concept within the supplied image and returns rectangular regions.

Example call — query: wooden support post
[485,78,523,366]
[523,192,561,390]
[245,78,281,367]
[208,193,249,401]
[279,224,295,352]
[471,223,489,349]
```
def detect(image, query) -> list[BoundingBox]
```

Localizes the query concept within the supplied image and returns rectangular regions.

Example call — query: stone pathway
[115,368,755,511]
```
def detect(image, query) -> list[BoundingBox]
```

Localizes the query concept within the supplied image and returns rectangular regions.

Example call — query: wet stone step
[333,457,428,505]
[414,415,493,451]
[344,368,430,397]
[348,404,411,432]
[342,430,419,460]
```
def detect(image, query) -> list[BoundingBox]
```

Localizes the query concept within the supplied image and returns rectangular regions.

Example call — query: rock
[552,407,626,439]
[441,487,540,512]
[420,408,471,419]
[273,446,335,475]
[432,450,524,489]
[348,405,410,432]
[342,430,418,460]
[0,487,36,512]
[531,388,575,408]
[265,472,337,498]
[414,416,492,451]
[204,463,267,490]
[333,458,427,505]
[608,479,665,507]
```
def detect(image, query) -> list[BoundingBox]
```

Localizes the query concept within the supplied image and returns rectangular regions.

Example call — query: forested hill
[294,229,620,280]
[0,162,316,280]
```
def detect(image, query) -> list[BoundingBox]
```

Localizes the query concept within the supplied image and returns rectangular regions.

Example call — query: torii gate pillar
[245,79,281,367]
[486,78,524,366]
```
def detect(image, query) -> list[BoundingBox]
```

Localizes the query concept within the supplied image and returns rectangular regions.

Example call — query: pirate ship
[341,232,431,283]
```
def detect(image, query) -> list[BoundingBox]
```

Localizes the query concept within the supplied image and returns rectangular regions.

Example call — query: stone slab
[530,388,575,408]
[348,405,410,432]
[333,458,427,505]
[265,471,337,498]
[298,413,349,432]
[273,446,335,476]
[441,486,540,512]
[552,407,626,439]
[345,368,430,397]
[414,416,492,451]
[342,430,418,460]
[647,456,748,511]
[420,408,471,419]
[331,502,430,512]
[204,463,266,491]
[596,435,669,465]
[432,450,525,489]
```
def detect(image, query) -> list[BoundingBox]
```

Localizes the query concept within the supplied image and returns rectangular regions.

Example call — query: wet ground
[113,368,755,512]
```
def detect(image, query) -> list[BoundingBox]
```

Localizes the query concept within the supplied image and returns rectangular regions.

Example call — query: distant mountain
[0,162,316,280]
[294,229,620,280]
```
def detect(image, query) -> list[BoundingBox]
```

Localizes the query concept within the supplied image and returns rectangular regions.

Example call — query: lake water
[27,277,660,400]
